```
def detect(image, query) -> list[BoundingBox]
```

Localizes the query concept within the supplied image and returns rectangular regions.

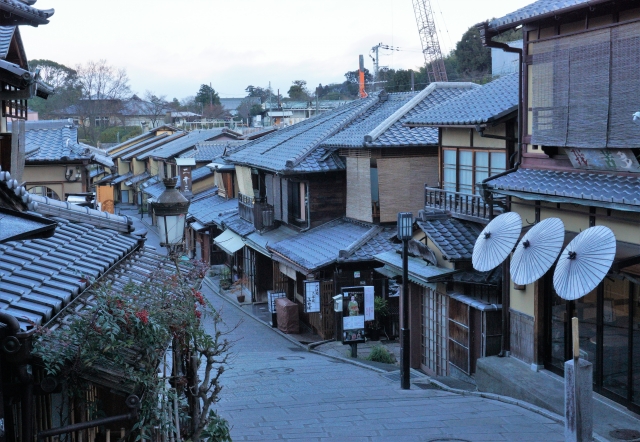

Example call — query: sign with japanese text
[567,148,640,173]
[304,281,320,313]
[268,291,287,314]
[181,166,193,193]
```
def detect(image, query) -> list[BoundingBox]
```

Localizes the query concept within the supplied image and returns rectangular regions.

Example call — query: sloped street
[201,283,564,442]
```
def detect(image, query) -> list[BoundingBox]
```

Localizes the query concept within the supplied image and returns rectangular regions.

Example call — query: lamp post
[153,177,190,272]
[397,212,413,390]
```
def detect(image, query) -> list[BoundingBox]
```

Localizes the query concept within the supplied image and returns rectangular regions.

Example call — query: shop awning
[214,229,244,255]
[190,221,206,232]
[373,251,457,289]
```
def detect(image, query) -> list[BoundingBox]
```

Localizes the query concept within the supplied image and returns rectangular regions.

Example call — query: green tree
[287,80,310,101]
[454,26,491,80]
[29,59,81,119]
[195,84,220,107]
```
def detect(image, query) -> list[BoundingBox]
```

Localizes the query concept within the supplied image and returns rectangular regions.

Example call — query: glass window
[443,150,457,193]
[490,152,506,176]
[475,152,489,194]
[459,151,473,194]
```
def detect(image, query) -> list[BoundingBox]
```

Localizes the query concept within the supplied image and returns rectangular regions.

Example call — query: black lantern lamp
[397,211,413,390]
[154,177,190,259]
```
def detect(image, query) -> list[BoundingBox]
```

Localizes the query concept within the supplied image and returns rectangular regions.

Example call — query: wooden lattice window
[2,83,27,120]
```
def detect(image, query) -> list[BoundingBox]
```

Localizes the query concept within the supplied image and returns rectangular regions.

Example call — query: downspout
[477,22,524,358]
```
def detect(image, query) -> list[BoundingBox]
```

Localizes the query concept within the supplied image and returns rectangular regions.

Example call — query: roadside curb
[202,276,606,441]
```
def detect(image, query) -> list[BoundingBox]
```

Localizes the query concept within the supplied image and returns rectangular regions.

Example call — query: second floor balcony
[424,186,497,224]
[239,192,275,231]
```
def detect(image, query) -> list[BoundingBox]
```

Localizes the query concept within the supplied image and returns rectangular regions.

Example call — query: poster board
[304,280,320,313]
[268,291,287,314]
[341,286,374,344]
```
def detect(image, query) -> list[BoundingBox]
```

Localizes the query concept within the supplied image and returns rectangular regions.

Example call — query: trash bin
[275,298,299,334]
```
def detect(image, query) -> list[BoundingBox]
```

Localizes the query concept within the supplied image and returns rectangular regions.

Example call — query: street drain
[254,367,294,376]
[278,356,305,360]
[610,429,640,440]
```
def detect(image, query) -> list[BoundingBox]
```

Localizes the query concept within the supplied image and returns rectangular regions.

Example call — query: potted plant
[230,274,249,303]
[367,297,389,341]
[219,266,232,290]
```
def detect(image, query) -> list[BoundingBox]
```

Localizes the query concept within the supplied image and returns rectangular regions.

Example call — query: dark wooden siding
[308,171,346,228]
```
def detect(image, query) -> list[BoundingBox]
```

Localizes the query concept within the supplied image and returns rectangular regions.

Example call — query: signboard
[180,166,193,193]
[341,286,374,344]
[268,291,287,314]
[304,281,320,313]
[567,148,640,173]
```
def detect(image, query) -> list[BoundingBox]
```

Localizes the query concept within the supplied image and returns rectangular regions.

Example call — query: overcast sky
[22,0,531,100]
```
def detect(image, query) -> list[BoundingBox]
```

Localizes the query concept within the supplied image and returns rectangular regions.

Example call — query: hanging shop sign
[268,291,287,314]
[304,280,320,313]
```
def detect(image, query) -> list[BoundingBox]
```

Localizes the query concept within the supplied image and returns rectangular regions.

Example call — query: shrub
[366,345,396,364]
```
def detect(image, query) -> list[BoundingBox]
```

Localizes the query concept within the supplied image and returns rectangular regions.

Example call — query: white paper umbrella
[472,212,522,272]
[553,226,616,300]
[511,218,565,286]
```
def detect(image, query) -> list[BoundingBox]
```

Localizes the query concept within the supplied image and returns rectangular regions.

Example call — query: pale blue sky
[22,0,531,100]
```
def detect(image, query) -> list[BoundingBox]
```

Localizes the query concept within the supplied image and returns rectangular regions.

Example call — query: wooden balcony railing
[238,192,275,231]
[424,186,494,223]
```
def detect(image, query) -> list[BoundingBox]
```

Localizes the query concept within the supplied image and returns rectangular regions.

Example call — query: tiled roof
[417,218,482,262]
[340,227,397,263]
[106,125,178,155]
[488,0,604,31]
[0,26,15,59]
[486,168,640,210]
[190,186,219,201]
[0,218,140,330]
[22,121,89,162]
[406,73,518,126]
[192,166,213,182]
[126,171,150,186]
[226,96,379,173]
[0,0,54,26]
[323,84,477,149]
[119,132,185,161]
[29,194,134,233]
[141,179,164,199]
[245,226,299,257]
[267,218,386,273]
[139,129,226,160]
[188,195,237,226]
[111,172,133,185]
[180,141,247,162]
[0,208,56,243]
[222,213,255,237]
[430,268,502,287]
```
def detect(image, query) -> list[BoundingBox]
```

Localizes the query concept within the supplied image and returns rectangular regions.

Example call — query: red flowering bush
[33,257,233,441]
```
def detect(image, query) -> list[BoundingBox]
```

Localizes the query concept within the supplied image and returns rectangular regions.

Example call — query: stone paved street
[200,282,565,442]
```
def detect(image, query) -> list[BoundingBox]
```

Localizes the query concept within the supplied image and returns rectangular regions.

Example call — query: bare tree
[143,91,168,128]
[74,60,131,144]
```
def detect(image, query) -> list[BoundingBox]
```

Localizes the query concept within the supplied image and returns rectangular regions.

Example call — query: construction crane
[412,0,448,83]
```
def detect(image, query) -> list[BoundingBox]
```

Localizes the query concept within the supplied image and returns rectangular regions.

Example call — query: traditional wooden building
[476,0,640,414]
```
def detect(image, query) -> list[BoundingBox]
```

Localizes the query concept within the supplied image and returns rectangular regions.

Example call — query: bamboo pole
[572,317,582,442]
[106,429,111,442]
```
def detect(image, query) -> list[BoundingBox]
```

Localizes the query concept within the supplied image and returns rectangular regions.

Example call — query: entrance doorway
[544,274,640,412]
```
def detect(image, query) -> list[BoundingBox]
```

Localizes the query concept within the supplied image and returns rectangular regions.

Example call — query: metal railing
[424,186,493,222]
[238,192,275,230]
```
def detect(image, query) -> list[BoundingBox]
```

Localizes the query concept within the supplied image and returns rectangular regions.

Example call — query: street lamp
[397,211,413,390]
[154,177,190,267]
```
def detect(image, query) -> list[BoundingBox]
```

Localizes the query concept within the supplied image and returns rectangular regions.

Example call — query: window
[443,149,507,195]
[28,186,60,200]
[288,181,308,227]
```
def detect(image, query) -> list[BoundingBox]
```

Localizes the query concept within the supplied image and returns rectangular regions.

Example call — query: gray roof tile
[0,219,139,330]
[417,218,482,261]
[406,73,519,126]
[488,0,601,31]
[486,168,640,209]
[188,195,237,226]
[323,84,476,149]
[192,166,213,182]
[268,218,392,272]
[227,97,379,173]
[139,129,226,160]
[0,26,15,59]
[23,121,89,162]
[223,213,255,237]
[179,141,247,162]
